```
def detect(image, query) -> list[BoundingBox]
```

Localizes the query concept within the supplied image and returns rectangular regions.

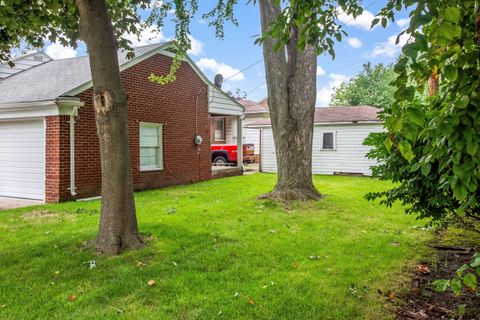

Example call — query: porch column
[237,116,243,168]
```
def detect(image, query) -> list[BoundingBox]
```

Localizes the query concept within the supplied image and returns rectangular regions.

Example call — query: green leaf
[463,273,477,291]
[443,65,458,81]
[471,256,480,268]
[371,18,380,28]
[432,279,449,292]
[456,96,469,109]
[402,43,420,58]
[466,140,478,156]
[381,18,387,28]
[452,183,468,201]
[457,264,470,276]
[398,140,415,162]
[421,163,431,176]
[444,7,461,23]
[384,136,393,151]
[451,278,462,295]
[395,86,415,101]
[406,107,424,126]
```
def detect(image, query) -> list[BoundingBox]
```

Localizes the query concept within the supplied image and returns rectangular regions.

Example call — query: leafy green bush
[365,1,480,227]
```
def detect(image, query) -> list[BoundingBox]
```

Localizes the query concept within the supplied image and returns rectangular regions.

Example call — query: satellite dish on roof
[214,74,223,89]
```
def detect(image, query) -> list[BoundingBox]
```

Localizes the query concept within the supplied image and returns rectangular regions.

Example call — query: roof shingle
[0,43,167,104]
[246,106,381,126]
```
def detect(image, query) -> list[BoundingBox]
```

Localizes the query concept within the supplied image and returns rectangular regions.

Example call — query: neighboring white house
[247,106,383,176]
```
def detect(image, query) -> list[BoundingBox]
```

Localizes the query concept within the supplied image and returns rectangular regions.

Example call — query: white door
[0,119,45,200]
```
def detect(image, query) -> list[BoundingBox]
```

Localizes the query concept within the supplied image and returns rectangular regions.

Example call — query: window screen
[322,132,334,150]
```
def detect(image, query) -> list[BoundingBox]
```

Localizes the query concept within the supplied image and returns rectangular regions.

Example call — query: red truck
[211,144,255,165]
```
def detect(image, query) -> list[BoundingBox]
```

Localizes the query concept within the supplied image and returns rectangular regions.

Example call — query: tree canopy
[330,62,396,108]
[365,0,480,227]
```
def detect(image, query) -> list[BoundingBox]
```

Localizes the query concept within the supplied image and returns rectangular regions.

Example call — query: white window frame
[139,122,164,171]
[320,131,336,151]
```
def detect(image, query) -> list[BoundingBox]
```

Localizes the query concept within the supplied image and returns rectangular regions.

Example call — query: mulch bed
[395,244,480,320]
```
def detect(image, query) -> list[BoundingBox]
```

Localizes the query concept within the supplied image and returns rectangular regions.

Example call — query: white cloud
[316,73,350,106]
[45,43,77,59]
[196,58,244,81]
[337,8,377,31]
[370,33,410,58]
[187,35,204,56]
[316,66,326,76]
[123,26,166,47]
[396,18,410,28]
[347,37,362,48]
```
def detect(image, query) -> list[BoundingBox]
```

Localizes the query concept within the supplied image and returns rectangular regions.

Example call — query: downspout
[69,107,78,196]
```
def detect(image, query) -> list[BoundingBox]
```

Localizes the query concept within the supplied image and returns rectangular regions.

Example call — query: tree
[0,0,156,254]
[75,0,143,254]
[365,0,480,228]
[330,62,396,108]
[254,0,364,200]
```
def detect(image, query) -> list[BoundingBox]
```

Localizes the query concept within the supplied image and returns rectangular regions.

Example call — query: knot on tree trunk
[94,90,113,115]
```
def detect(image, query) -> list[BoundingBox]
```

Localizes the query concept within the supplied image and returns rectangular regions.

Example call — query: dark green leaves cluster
[330,62,396,108]
[0,0,150,64]
[365,0,480,226]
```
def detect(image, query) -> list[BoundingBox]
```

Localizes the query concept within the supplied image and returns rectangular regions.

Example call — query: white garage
[0,119,45,200]
[248,106,384,176]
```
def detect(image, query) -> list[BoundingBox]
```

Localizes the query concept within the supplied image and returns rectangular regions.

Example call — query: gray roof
[0,43,167,104]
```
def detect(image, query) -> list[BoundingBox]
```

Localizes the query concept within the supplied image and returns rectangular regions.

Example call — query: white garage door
[0,119,45,200]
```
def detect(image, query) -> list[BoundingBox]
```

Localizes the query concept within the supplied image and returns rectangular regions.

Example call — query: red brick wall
[45,116,71,202]
[45,53,212,202]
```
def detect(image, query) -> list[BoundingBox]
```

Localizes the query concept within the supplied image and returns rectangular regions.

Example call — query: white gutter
[69,107,78,197]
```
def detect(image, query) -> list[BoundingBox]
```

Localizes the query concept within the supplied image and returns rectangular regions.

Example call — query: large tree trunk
[258,0,321,201]
[76,0,142,254]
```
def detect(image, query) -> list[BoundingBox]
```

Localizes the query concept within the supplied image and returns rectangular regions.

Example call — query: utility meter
[194,135,203,145]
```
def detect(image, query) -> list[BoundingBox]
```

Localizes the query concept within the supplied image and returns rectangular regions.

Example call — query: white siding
[244,128,260,155]
[208,86,244,116]
[260,123,383,175]
[0,119,45,200]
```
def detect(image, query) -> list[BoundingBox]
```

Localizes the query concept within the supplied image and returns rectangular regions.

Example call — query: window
[214,117,226,141]
[321,132,335,150]
[140,122,163,171]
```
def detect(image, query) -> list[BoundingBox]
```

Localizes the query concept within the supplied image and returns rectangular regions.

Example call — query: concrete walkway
[0,197,43,211]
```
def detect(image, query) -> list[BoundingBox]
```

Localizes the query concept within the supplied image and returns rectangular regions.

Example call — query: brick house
[0,43,244,202]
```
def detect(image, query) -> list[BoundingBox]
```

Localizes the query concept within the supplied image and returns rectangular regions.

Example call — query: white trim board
[0,100,83,120]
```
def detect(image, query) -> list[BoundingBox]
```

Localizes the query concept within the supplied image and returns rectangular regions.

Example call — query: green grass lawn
[0,174,431,320]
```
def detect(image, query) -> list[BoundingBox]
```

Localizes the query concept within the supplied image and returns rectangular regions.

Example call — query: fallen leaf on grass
[292,261,298,269]
[147,280,156,286]
[417,264,430,274]
[1,304,6,308]
[136,261,147,267]
[247,297,255,305]
[391,241,400,247]
[68,294,77,302]
[386,290,397,301]
[308,255,319,260]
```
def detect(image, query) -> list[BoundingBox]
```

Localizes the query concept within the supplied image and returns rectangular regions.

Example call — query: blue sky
[42,1,410,106]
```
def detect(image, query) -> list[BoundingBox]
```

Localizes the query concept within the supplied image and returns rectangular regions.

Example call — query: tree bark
[258,0,321,201]
[76,0,142,254]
